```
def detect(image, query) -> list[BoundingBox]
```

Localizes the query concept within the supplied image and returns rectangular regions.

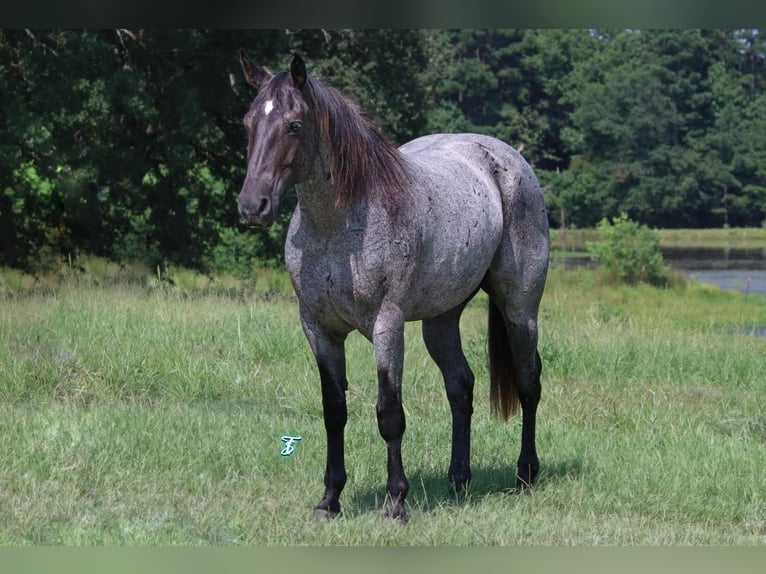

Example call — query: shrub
[203,227,276,279]
[586,213,668,286]
[0,268,36,296]
[80,255,121,284]
[167,267,211,295]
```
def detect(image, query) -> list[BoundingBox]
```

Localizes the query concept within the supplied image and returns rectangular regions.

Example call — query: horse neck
[295,180,345,232]
[294,141,356,232]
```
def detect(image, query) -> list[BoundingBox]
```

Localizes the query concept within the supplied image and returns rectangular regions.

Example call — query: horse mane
[302,76,411,209]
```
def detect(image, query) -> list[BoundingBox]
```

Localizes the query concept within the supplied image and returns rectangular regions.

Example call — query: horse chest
[286,227,396,333]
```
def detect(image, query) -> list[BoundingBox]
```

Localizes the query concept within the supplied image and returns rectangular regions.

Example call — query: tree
[560,30,722,227]
[426,29,596,172]
[4,29,766,272]
[0,30,438,271]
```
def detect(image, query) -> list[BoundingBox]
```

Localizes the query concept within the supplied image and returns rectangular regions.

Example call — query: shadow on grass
[346,457,585,516]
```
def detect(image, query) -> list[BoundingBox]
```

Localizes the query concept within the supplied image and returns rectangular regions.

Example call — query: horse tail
[488,300,519,421]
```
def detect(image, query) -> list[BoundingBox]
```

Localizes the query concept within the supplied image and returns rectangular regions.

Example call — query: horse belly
[396,135,510,318]
[401,192,502,319]
[406,229,498,319]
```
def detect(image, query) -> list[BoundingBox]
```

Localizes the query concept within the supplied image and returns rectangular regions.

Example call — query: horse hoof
[515,462,539,493]
[383,503,408,523]
[514,472,537,493]
[514,480,534,494]
[313,507,342,519]
[449,477,471,497]
[383,510,408,524]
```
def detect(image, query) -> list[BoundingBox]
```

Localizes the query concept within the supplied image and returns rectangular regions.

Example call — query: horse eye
[288,120,303,134]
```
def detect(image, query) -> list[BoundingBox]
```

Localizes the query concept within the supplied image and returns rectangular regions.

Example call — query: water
[672,250,766,337]
[662,246,766,271]
[686,270,766,295]
[663,247,766,295]
[555,246,766,295]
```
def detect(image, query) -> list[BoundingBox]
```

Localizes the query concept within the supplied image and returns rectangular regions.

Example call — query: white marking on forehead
[264,100,274,116]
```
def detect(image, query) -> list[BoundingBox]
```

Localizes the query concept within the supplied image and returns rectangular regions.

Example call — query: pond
[663,247,766,295]
[555,246,766,295]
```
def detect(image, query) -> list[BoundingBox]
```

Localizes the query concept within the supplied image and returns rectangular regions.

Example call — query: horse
[237,52,550,521]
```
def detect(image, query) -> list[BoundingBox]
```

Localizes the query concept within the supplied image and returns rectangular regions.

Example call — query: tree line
[2,29,765,273]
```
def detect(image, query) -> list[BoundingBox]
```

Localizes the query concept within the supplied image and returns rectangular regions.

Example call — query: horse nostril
[238,193,275,227]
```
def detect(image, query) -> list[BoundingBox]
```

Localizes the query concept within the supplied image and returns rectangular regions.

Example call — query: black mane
[302,76,411,208]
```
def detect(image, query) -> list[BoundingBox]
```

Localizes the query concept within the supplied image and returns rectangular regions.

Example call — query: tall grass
[1,268,765,544]
[551,226,766,252]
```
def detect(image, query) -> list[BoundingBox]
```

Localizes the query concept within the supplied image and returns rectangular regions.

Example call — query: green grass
[659,227,766,248]
[551,226,766,252]
[1,269,766,544]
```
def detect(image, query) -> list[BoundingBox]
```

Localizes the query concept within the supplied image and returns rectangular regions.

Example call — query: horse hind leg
[422,303,475,494]
[487,298,543,491]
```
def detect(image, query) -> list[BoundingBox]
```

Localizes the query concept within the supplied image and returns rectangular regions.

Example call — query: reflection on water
[664,247,766,295]
[662,246,766,272]
[688,270,766,295]
[554,246,766,294]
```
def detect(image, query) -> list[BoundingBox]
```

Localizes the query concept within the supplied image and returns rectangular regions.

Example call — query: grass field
[551,226,766,253]
[1,267,765,545]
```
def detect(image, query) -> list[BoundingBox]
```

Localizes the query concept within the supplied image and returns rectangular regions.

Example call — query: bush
[0,268,36,296]
[80,255,121,284]
[168,267,211,294]
[586,213,668,286]
[203,227,274,279]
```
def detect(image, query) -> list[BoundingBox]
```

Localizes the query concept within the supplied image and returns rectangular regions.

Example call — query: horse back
[400,133,548,246]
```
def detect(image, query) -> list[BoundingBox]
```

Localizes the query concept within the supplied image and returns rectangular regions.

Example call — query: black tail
[488,300,518,420]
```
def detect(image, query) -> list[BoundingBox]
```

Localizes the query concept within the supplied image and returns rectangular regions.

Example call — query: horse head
[238,51,315,228]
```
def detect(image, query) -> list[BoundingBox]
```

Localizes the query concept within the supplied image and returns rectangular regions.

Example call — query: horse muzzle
[238,194,276,229]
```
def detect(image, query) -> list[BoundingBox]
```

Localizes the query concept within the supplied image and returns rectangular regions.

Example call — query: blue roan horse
[238,53,550,521]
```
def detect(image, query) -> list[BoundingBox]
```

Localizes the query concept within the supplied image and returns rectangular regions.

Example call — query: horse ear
[239,49,271,88]
[290,53,307,88]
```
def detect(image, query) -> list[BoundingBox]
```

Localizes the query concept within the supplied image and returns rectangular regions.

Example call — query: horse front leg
[300,306,349,518]
[372,306,409,521]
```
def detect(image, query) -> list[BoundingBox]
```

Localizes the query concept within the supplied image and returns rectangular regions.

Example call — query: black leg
[507,321,542,491]
[373,307,409,520]
[314,360,349,516]
[422,305,474,494]
[299,305,349,518]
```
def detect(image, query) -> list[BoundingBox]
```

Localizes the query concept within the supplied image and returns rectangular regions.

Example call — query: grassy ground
[1,268,765,545]
[551,226,766,253]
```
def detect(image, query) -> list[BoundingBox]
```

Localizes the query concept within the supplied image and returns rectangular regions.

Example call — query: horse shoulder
[286,207,393,335]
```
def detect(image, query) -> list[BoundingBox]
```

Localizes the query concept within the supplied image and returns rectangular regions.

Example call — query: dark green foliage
[3,29,766,272]
[0,30,438,271]
[0,30,278,269]
[547,29,766,230]
[427,29,593,172]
